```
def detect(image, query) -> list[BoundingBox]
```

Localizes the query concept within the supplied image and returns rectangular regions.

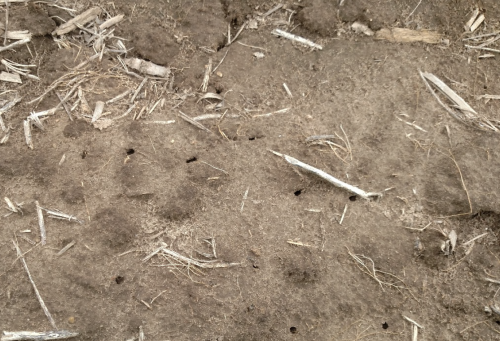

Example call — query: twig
[236,41,269,51]
[253,107,290,118]
[463,232,488,246]
[402,315,424,329]
[465,45,500,53]
[485,277,500,285]
[227,21,247,46]
[12,239,58,330]
[1,331,78,341]
[55,91,73,121]
[23,120,32,149]
[212,48,229,74]
[283,83,292,98]
[200,161,229,175]
[405,0,423,22]
[160,242,239,268]
[270,150,382,200]
[130,77,148,104]
[271,29,323,50]
[56,240,75,256]
[178,111,212,133]
[339,204,348,224]
[35,201,46,245]
[106,89,131,104]
[0,37,30,53]
[138,326,144,341]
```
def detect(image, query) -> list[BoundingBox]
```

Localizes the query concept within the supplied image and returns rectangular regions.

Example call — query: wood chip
[375,28,442,44]
[0,71,21,83]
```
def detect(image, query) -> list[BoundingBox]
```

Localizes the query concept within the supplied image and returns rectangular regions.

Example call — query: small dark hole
[249,137,255,141]
[252,264,259,269]
[496,320,500,325]
[186,157,197,163]
[382,322,388,329]
[349,195,357,201]
[290,327,297,334]
[294,190,302,196]
[216,42,225,51]
[126,148,135,155]
[484,85,488,90]
[81,150,88,159]
[115,276,125,284]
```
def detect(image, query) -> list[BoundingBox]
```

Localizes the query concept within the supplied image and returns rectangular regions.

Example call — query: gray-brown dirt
[2,1,500,340]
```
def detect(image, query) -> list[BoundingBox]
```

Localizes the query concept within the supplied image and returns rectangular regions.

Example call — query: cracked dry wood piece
[52,7,102,36]
[124,58,170,78]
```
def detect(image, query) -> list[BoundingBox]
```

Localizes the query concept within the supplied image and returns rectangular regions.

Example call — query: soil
[2,0,500,340]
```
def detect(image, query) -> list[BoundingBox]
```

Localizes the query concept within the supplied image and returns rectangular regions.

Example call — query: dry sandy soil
[2,0,500,340]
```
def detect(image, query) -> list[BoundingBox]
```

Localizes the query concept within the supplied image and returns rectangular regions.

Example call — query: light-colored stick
[142,120,175,125]
[212,48,229,74]
[227,21,247,45]
[462,232,488,246]
[262,3,283,17]
[1,331,78,341]
[339,204,348,224]
[160,243,239,268]
[58,153,66,166]
[470,14,485,33]
[463,31,500,41]
[465,44,500,53]
[35,201,46,245]
[55,92,72,121]
[200,161,229,175]
[12,240,58,330]
[412,324,418,341]
[99,14,124,30]
[253,107,290,118]
[23,119,33,149]
[44,208,83,224]
[113,103,136,120]
[106,89,131,104]
[0,37,30,53]
[56,240,75,256]
[130,77,148,103]
[402,315,424,329]
[485,277,500,285]
[52,7,101,35]
[201,58,212,92]
[271,29,323,50]
[237,41,269,51]
[464,9,479,31]
[270,150,382,200]
[283,83,292,98]
[179,111,212,133]
[405,0,423,21]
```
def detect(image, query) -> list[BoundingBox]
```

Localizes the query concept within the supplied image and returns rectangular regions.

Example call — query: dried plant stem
[12,239,58,330]
[1,330,78,341]
[35,201,46,245]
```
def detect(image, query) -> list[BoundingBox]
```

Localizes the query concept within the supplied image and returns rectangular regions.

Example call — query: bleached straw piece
[45,208,83,224]
[402,315,424,329]
[271,29,323,50]
[52,7,101,35]
[35,201,46,245]
[201,58,212,93]
[23,119,33,149]
[283,83,292,98]
[91,101,105,123]
[12,240,58,330]
[0,72,21,83]
[160,242,239,268]
[56,240,76,256]
[130,77,148,104]
[142,120,175,125]
[1,330,78,341]
[106,89,131,104]
[0,37,30,53]
[270,150,382,200]
[99,14,124,30]
[178,111,212,133]
[470,14,485,33]
[253,107,290,118]
[464,9,479,31]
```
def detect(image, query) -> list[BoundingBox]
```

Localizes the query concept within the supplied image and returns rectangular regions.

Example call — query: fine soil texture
[2,1,500,340]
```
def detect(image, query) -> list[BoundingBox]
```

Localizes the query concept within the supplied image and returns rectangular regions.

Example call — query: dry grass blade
[178,111,212,133]
[271,29,323,50]
[270,150,381,200]
[1,330,79,341]
[12,239,58,330]
[419,70,499,132]
[35,201,46,245]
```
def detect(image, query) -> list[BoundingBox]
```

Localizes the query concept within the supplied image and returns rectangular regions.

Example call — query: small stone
[68,316,75,324]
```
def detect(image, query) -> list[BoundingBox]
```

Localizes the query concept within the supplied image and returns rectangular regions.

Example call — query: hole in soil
[382,322,388,329]
[294,190,302,196]
[186,157,197,163]
[216,41,225,51]
[249,137,255,141]
[496,320,500,325]
[349,195,357,201]
[115,276,125,284]
[126,148,135,155]
[252,264,259,269]
[81,150,88,159]
[290,327,297,334]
